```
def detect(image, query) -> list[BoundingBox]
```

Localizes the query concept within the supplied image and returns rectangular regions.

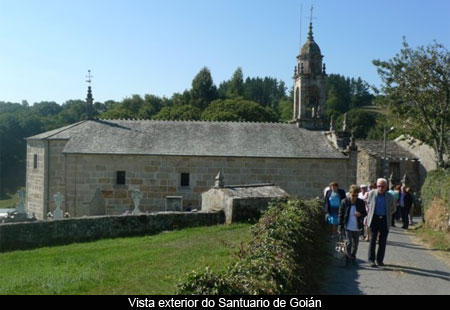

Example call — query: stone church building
[25,22,358,220]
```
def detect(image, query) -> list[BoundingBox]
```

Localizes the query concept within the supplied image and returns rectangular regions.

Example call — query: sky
[0,0,449,105]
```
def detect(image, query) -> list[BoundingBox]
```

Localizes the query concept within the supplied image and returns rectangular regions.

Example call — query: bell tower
[293,9,327,130]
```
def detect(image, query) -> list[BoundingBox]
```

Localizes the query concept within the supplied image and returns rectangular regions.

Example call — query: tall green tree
[373,39,450,168]
[190,67,218,110]
[325,74,374,116]
[227,67,244,98]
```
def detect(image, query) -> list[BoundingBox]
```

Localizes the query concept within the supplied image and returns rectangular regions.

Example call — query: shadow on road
[320,239,364,295]
[381,264,450,282]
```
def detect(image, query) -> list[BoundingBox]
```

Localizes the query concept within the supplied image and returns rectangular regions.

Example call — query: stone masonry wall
[48,140,69,215]
[357,149,378,186]
[25,140,46,219]
[357,149,420,191]
[0,211,225,252]
[61,154,353,217]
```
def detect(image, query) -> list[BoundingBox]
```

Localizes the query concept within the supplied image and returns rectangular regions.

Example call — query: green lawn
[0,223,252,295]
[0,190,20,209]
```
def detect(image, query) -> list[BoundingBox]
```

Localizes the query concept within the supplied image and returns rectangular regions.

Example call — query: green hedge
[422,169,450,214]
[176,198,327,295]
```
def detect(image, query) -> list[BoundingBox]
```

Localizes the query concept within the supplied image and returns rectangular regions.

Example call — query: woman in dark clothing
[400,186,413,229]
[338,185,368,265]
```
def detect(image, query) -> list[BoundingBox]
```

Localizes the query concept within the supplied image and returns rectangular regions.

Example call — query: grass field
[0,223,252,295]
[0,190,20,209]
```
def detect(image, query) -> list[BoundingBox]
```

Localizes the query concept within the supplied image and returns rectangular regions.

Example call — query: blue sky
[0,0,449,104]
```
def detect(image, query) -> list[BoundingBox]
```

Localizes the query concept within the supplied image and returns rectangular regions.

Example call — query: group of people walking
[324,179,415,267]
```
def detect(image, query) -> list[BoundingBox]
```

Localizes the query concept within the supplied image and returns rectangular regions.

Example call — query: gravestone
[89,188,106,216]
[17,189,26,215]
[53,192,64,220]
[165,196,183,212]
[131,190,142,215]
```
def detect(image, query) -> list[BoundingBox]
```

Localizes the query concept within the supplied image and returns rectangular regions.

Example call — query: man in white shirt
[338,185,368,265]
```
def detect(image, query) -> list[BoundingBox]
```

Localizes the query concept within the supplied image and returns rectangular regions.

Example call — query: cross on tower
[86,70,93,86]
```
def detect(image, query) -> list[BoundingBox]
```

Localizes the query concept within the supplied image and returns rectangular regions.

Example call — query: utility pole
[383,126,394,181]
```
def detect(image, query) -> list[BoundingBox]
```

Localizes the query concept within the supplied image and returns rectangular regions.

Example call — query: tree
[227,67,244,98]
[190,67,218,110]
[350,77,374,108]
[335,109,377,139]
[278,99,293,121]
[31,101,61,116]
[152,104,201,121]
[373,39,450,168]
[201,99,277,122]
[325,74,374,116]
[58,100,93,124]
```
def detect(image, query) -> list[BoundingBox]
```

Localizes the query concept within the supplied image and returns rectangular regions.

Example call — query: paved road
[322,218,450,295]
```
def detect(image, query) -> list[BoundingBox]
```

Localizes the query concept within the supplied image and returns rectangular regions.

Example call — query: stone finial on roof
[342,113,348,132]
[389,172,394,187]
[329,115,335,132]
[348,131,357,151]
[215,171,224,188]
[308,22,314,41]
[402,173,410,187]
[85,70,94,120]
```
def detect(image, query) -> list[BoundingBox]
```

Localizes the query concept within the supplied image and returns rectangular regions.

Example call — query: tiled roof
[27,119,347,159]
[357,140,418,160]
[219,184,290,199]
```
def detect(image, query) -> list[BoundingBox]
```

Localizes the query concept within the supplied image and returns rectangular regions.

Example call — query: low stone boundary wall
[0,211,225,252]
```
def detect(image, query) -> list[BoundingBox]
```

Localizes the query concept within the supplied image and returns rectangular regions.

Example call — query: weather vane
[86,70,93,86]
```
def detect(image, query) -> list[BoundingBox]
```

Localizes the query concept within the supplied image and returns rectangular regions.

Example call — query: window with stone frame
[116,171,126,185]
[180,173,190,187]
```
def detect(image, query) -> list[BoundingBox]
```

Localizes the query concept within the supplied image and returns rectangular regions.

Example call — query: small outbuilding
[356,140,420,191]
[201,172,290,224]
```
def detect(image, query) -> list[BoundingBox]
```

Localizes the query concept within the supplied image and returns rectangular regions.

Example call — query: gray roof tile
[357,140,418,160]
[27,119,346,159]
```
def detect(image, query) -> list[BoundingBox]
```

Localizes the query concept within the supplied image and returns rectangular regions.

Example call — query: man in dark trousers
[366,178,396,267]
[338,185,368,265]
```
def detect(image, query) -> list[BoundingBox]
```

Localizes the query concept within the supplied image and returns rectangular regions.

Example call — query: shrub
[176,198,327,295]
[421,169,450,232]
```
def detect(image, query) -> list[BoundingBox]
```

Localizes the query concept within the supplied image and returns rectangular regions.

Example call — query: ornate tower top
[85,70,94,120]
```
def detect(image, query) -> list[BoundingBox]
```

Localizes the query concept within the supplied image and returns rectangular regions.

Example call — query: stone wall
[48,140,69,214]
[357,149,378,186]
[26,140,46,219]
[357,148,420,191]
[60,154,353,217]
[26,138,356,219]
[0,211,224,252]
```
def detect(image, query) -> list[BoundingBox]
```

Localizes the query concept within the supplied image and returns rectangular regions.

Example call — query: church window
[116,171,126,185]
[33,154,38,169]
[180,173,190,187]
